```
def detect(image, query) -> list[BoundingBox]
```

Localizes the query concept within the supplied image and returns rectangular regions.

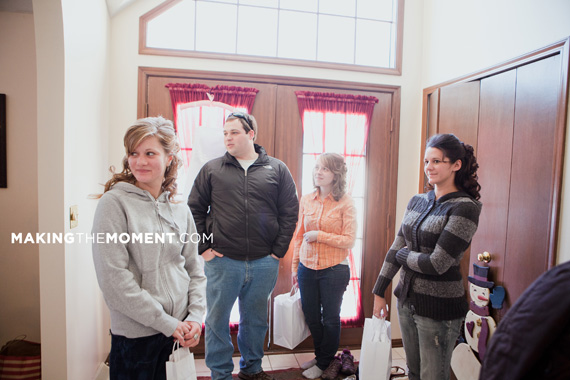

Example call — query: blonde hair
[99,117,182,201]
[313,153,347,201]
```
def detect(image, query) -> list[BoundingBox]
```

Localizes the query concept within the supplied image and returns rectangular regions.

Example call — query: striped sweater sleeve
[397,200,481,276]
[372,200,415,297]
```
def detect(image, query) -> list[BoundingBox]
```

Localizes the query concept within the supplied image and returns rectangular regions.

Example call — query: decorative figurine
[451,263,506,380]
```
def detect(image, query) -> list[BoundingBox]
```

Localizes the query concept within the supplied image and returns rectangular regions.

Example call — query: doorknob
[477,251,492,263]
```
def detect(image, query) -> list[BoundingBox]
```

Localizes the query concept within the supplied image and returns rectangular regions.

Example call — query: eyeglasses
[424,159,451,167]
[227,112,253,132]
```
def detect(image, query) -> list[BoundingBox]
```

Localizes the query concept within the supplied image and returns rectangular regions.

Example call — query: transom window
[141,0,403,73]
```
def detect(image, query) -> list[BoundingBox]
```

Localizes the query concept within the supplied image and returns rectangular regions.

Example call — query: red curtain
[209,85,258,112]
[165,83,259,129]
[165,83,210,129]
[295,90,378,328]
[295,91,378,124]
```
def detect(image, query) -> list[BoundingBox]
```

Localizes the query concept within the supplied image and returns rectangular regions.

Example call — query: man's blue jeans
[397,300,463,380]
[204,255,279,380]
[297,263,350,370]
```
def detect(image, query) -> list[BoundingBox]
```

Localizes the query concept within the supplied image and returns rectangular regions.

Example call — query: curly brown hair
[99,117,182,201]
[313,153,348,201]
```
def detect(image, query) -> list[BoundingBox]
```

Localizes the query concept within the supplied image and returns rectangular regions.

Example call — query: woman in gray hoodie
[92,117,206,379]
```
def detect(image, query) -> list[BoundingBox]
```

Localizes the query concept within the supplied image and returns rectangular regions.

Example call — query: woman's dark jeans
[110,332,173,380]
[298,262,350,370]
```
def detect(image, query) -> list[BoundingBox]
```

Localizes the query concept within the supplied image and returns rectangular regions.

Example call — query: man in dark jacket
[188,111,299,380]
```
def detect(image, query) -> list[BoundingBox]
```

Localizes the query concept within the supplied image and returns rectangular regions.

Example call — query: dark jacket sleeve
[271,162,299,258]
[188,165,212,255]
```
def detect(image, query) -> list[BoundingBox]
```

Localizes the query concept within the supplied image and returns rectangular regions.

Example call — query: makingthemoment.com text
[11,232,213,245]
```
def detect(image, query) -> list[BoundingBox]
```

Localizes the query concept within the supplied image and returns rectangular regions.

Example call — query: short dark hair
[226,112,258,141]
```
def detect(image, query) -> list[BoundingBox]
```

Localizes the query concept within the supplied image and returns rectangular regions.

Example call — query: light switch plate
[70,205,78,229]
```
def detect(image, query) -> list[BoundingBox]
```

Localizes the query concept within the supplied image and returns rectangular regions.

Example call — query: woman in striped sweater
[373,134,482,380]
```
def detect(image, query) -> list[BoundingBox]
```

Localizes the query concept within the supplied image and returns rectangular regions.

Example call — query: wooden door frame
[138,66,401,352]
[419,37,570,269]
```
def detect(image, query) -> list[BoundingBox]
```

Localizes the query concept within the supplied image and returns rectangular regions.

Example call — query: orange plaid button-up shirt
[290,191,357,275]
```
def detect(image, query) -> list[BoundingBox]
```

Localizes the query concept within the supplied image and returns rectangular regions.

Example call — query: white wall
[33,0,111,378]
[0,11,40,346]
[421,0,570,264]
[61,0,111,378]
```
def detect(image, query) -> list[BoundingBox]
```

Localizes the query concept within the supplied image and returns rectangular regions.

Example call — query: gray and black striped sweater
[373,190,482,321]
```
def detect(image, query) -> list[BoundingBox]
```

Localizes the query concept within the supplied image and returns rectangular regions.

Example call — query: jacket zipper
[155,198,174,315]
[244,167,250,259]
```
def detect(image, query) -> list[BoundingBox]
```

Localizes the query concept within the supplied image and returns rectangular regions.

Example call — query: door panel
[470,69,516,316]
[438,81,480,150]
[503,55,561,305]
[437,81,481,294]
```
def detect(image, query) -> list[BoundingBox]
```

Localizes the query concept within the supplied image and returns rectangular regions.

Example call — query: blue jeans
[297,263,350,370]
[109,333,173,380]
[204,255,279,380]
[397,301,463,380]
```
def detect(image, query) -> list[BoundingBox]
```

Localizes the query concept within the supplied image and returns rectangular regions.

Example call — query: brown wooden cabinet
[421,39,569,319]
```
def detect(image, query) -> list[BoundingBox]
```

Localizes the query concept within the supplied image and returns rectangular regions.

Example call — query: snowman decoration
[451,263,505,380]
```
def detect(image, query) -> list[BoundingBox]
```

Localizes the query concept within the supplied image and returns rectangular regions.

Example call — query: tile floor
[194,347,408,378]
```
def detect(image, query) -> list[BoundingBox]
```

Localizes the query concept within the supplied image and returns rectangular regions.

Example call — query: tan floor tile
[267,354,299,370]
[393,347,406,360]
[195,358,210,376]
[261,356,271,371]
[294,352,315,368]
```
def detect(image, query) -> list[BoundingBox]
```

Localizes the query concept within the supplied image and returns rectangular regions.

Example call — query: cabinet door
[471,69,516,317]
[502,55,561,306]
[435,81,481,294]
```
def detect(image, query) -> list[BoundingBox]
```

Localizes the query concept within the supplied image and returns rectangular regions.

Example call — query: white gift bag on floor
[166,341,197,380]
[359,316,392,380]
[273,287,311,349]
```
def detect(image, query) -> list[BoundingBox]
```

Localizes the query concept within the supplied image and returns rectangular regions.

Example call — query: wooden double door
[422,39,569,318]
[139,67,401,353]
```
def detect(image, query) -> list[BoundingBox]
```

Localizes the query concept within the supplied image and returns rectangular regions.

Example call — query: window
[301,112,367,323]
[140,0,404,73]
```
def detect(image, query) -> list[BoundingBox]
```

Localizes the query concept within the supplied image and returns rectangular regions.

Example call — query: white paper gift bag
[359,316,392,380]
[166,341,197,380]
[273,287,311,349]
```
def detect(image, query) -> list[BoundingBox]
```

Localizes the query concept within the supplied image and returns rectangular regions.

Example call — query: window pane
[352,239,363,275]
[237,6,278,57]
[319,0,355,17]
[302,154,318,195]
[390,22,397,68]
[239,0,278,6]
[302,112,324,154]
[317,15,355,64]
[357,0,393,21]
[355,19,391,68]
[346,114,368,154]
[201,0,237,3]
[324,113,345,153]
[353,196,364,238]
[280,0,317,12]
[147,1,195,50]
[278,11,317,61]
[196,2,237,53]
[347,157,366,198]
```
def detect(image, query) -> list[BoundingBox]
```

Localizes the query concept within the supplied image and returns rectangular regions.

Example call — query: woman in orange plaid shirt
[290,153,357,379]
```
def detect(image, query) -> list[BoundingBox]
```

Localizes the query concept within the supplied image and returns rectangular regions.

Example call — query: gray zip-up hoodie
[92,182,206,338]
